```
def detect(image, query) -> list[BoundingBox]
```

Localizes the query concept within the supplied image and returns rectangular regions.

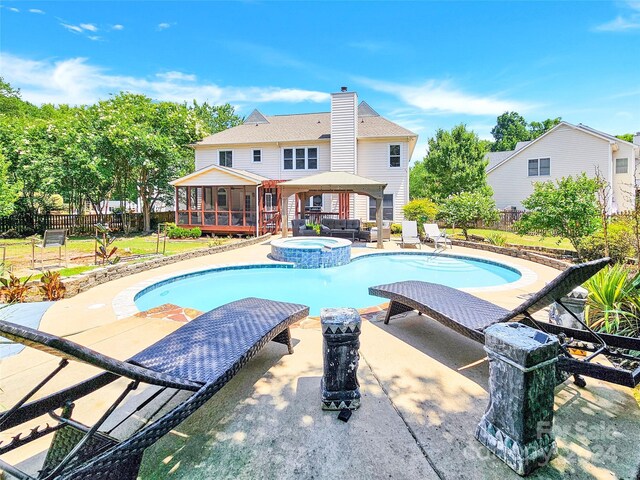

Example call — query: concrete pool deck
[1,238,639,479]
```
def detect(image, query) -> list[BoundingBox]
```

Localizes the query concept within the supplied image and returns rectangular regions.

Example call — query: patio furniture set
[1,255,638,478]
[291,218,391,242]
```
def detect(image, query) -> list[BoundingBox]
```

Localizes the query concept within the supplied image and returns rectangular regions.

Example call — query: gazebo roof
[279,171,386,197]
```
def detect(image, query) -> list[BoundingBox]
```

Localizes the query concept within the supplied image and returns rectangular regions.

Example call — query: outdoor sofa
[370,257,640,388]
[0,297,309,479]
[291,219,330,237]
[320,218,362,240]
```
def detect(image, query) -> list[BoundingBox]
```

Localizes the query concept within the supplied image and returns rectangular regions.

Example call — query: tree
[0,153,20,216]
[190,101,243,136]
[439,191,499,240]
[514,174,600,259]
[490,112,530,152]
[410,124,490,202]
[490,112,561,151]
[616,133,634,142]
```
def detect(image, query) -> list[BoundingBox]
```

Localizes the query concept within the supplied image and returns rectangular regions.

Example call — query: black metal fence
[0,211,175,235]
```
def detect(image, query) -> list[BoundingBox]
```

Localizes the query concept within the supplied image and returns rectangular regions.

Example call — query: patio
[1,240,639,479]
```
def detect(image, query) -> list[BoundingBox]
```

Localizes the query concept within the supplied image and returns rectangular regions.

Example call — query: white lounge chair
[423,223,452,249]
[400,221,421,249]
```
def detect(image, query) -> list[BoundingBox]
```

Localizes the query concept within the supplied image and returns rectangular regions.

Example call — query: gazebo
[279,171,388,249]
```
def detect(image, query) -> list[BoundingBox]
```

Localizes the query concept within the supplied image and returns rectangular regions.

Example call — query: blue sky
[1,0,639,162]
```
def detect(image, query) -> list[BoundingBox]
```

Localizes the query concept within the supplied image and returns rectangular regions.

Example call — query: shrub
[403,199,438,229]
[390,223,402,235]
[0,273,32,302]
[439,192,499,240]
[486,232,508,246]
[0,229,22,239]
[39,270,66,301]
[167,225,201,239]
[578,219,635,264]
[585,264,640,337]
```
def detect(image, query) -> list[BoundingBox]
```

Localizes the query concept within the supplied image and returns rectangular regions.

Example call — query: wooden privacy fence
[0,211,175,235]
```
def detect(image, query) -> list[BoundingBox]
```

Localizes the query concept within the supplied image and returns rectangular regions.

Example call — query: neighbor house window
[528,158,550,176]
[389,144,401,167]
[253,149,262,162]
[616,158,628,174]
[369,194,394,221]
[219,150,233,167]
[282,147,318,170]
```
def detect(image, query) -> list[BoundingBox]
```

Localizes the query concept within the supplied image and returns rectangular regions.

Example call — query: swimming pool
[134,253,522,316]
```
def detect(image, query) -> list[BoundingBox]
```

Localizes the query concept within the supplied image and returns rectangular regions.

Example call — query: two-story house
[486,122,640,212]
[170,88,418,235]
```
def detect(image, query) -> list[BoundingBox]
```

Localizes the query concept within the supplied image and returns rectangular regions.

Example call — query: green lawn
[1,234,232,274]
[447,228,575,251]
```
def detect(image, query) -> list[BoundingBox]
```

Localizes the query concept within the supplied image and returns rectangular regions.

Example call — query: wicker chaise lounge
[0,297,309,480]
[370,258,640,388]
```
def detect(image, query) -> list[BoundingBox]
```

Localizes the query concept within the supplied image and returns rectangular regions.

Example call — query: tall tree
[490,111,530,152]
[0,153,20,216]
[410,124,491,202]
[529,117,561,139]
[190,101,243,136]
[616,133,634,142]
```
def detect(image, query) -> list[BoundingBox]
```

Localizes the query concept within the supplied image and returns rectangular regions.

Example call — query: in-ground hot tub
[271,237,352,268]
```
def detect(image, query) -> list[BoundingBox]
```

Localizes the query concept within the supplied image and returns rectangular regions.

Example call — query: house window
[616,158,628,174]
[253,149,262,162]
[528,158,550,176]
[305,195,323,211]
[264,192,275,211]
[369,194,394,221]
[389,144,401,168]
[219,150,233,167]
[283,147,318,170]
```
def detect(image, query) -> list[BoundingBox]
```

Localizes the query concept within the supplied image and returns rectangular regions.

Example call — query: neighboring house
[486,122,640,212]
[170,88,418,235]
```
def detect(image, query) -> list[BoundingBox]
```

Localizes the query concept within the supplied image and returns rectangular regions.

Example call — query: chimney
[634,132,640,146]
[330,88,358,173]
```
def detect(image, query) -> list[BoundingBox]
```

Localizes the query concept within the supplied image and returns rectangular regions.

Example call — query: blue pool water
[135,253,521,316]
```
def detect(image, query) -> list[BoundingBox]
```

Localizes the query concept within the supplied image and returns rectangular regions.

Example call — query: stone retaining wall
[22,234,272,302]
[450,239,572,271]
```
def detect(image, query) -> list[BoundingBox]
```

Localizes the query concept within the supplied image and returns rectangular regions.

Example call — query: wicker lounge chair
[423,223,452,249]
[370,258,640,388]
[400,221,421,249]
[0,297,309,479]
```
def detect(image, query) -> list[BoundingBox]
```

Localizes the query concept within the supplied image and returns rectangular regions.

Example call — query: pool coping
[112,250,537,320]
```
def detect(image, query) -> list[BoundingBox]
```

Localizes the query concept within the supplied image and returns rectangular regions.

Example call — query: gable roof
[486,121,635,174]
[195,103,417,147]
[170,164,269,186]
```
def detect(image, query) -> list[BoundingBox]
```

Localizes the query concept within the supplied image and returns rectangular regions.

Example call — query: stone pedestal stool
[475,323,559,476]
[549,285,588,330]
[320,307,361,410]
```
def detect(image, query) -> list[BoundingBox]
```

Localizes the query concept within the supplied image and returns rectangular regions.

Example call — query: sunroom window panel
[177,187,187,210]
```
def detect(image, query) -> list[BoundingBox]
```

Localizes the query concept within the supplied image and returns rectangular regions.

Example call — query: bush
[403,199,438,229]
[0,229,22,239]
[485,232,508,246]
[39,270,66,301]
[167,225,202,239]
[578,219,635,263]
[391,223,402,235]
[439,192,499,240]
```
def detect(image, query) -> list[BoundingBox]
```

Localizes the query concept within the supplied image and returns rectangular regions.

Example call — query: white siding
[487,124,611,210]
[330,92,357,173]
[612,142,637,211]
[354,139,409,222]
[195,142,331,180]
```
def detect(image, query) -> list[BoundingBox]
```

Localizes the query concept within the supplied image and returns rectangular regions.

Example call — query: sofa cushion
[346,219,360,230]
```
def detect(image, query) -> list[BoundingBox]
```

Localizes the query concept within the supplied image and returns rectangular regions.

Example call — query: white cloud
[0,53,331,107]
[29,8,45,14]
[111,24,124,30]
[80,23,98,32]
[88,36,102,41]
[594,15,640,31]
[357,77,529,116]
[8,7,19,12]
[156,71,197,82]
[61,23,83,33]
[157,22,172,30]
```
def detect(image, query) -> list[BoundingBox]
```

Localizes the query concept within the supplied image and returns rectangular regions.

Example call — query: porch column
[375,196,383,250]
[281,191,289,238]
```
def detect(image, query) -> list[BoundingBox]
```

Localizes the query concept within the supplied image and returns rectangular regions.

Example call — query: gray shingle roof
[195,108,417,147]
[486,151,513,170]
